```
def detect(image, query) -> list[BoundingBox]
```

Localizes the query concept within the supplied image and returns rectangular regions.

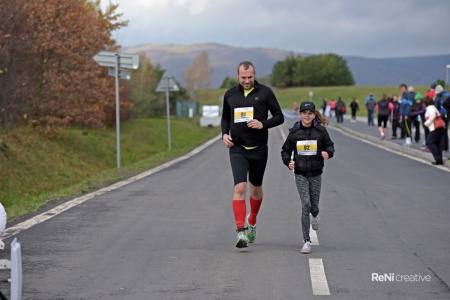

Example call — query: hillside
[124,43,450,88]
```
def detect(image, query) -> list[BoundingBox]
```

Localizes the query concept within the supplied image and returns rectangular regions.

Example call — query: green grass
[0,117,219,221]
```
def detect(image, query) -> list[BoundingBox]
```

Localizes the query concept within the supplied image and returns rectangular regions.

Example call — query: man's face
[400,86,406,94]
[237,66,255,90]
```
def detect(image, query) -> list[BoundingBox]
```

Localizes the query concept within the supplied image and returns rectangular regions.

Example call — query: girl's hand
[288,160,295,170]
[321,151,329,160]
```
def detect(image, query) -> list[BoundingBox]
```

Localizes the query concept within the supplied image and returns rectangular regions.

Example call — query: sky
[100,0,450,59]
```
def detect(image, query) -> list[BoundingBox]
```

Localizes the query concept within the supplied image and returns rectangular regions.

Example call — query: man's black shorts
[229,145,268,186]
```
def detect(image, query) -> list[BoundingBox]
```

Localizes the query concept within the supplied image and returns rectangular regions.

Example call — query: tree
[0,0,127,132]
[271,54,299,88]
[126,55,165,118]
[219,77,238,89]
[183,51,212,101]
[271,53,354,87]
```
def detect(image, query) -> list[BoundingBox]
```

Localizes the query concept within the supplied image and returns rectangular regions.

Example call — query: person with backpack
[335,97,345,123]
[376,93,391,140]
[434,85,449,152]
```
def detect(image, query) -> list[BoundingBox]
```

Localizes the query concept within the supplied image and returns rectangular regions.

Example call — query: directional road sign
[93,51,139,69]
[92,51,140,168]
[108,67,131,80]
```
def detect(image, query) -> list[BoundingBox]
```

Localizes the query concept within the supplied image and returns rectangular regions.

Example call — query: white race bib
[297,140,317,155]
[234,107,254,123]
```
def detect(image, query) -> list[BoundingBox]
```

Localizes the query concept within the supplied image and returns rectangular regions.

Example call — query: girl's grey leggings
[295,174,322,242]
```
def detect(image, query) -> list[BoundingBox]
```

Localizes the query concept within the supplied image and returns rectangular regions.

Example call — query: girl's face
[300,110,315,126]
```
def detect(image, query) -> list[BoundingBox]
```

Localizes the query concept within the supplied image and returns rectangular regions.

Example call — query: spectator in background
[391,95,403,139]
[412,92,427,149]
[407,87,421,144]
[321,98,327,115]
[424,96,445,165]
[293,101,298,115]
[399,84,415,147]
[376,93,391,140]
[349,97,359,123]
[366,95,376,126]
[335,97,345,123]
[425,83,436,100]
[329,99,336,117]
[366,93,376,103]
[434,85,449,152]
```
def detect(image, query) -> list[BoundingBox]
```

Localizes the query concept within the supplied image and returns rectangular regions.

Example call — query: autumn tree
[0,0,127,132]
[183,51,212,101]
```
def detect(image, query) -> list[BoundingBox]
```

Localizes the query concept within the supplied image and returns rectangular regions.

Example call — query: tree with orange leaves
[0,0,127,132]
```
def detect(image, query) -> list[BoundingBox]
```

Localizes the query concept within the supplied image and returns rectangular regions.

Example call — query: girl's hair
[314,110,329,126]
[424,96,434,106]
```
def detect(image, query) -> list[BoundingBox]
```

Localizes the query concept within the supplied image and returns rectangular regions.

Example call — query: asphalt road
[1,118,449,300]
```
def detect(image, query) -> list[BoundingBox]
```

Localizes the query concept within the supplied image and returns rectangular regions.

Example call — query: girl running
[281,101,335,254]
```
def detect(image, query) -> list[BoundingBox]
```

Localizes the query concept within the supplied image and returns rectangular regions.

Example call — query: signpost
[93,51,139,168]
[446,64,450,87]
[156,72,180,150]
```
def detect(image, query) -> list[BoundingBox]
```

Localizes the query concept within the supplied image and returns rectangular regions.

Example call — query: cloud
[101,0,450,58]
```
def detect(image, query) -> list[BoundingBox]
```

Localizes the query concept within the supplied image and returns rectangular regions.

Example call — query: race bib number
[297,140,317,155]
[234,107,254,123]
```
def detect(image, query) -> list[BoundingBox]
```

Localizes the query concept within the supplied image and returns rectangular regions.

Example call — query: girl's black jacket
[281,120,335,177]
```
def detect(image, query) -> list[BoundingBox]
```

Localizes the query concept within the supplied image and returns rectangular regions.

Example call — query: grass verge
[0,117,219,221]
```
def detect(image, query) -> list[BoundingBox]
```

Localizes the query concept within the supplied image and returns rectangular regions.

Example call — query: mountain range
[124,43,450,88]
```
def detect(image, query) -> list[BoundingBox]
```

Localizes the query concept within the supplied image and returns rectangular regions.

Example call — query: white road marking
[2,134,222,240]
[309,258,331,295]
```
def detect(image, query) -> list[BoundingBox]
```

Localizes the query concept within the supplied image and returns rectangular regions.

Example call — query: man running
[221,61,284,248]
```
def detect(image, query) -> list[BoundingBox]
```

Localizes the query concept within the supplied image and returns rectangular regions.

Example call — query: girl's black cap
[299,101,316,112]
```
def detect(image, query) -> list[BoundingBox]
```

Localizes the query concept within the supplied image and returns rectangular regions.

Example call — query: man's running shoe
[236,231,249,248]
[311,215,320,231]
[301,241,311,254]
[246,214,257,243]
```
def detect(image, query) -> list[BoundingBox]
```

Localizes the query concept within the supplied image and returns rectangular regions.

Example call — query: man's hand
[222,134,234,148]
[321,151,329,160]
[247,119,263,129]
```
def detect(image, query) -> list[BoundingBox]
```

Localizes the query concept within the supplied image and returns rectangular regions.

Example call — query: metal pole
[446,65,449,87]
[165,76,172,150]
[115,54,121,168]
